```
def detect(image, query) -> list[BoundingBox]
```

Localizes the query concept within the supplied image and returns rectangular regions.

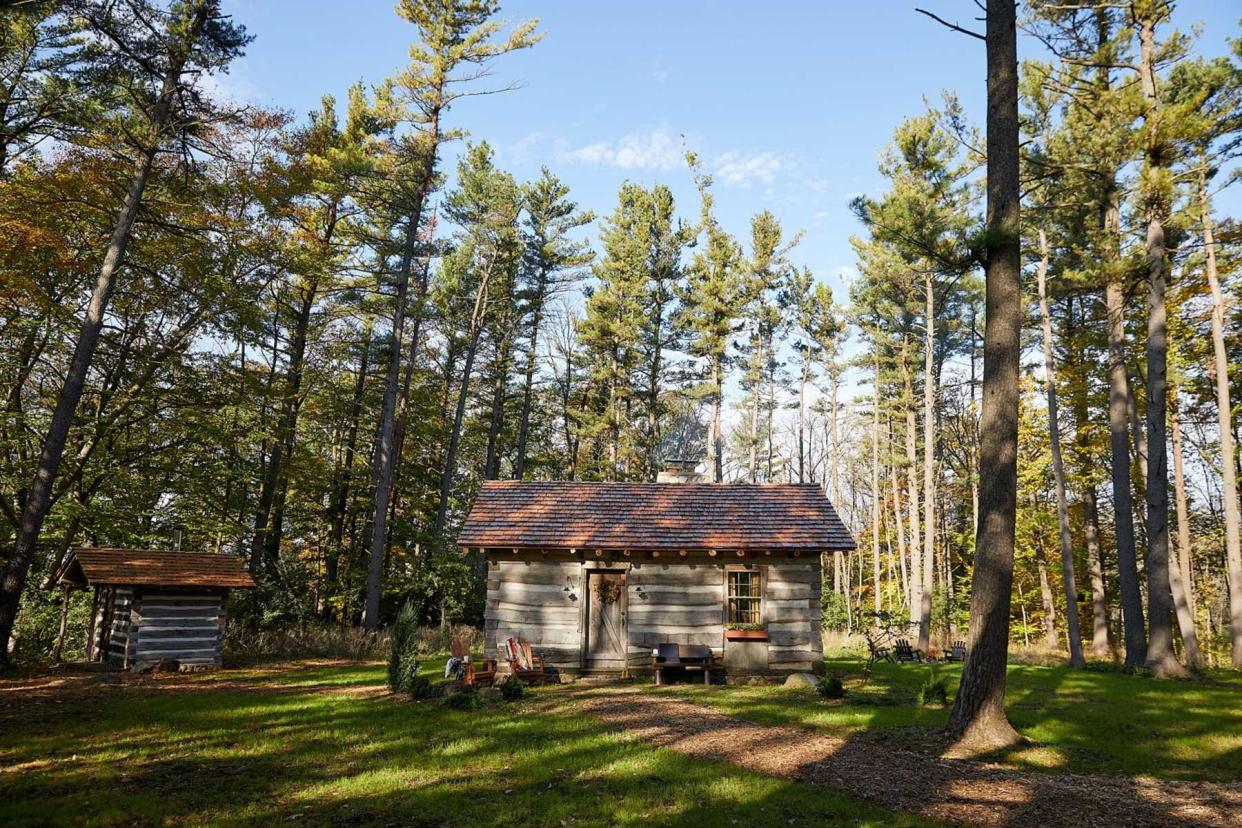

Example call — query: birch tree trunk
[1037,229,1084,666]
[1197,166,1242,667]
[1169,391,1201,667]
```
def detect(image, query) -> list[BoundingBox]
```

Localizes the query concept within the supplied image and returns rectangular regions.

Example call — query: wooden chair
[504,638,550,686]
[450,637,496,687]
[865,637,894,669]
[653,643,719,685]
[944,640,967,663]
[893,639,923,663]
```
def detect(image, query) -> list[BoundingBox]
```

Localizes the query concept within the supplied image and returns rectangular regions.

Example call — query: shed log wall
[90,590,226,668]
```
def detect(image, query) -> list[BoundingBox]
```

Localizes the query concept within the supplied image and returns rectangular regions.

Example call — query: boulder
[783,672,821,689]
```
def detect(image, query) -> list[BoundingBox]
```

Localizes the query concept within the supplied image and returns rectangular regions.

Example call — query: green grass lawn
[665,655,1242,781]
[0,660,930,828]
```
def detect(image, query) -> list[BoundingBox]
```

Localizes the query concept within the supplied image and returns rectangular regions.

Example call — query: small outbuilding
[55,547,254,670]
[459,481,856,678]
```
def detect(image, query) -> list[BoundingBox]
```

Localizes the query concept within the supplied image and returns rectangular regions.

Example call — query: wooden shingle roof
[57,548,255,589]
[459,481,856,551]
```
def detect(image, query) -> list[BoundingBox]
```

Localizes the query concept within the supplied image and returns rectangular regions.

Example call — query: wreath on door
[593,579,624,605]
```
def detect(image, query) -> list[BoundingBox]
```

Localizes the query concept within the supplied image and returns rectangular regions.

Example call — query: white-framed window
[726,569,762,625]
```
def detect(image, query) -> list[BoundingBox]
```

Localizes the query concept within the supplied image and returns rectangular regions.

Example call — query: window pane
[726,571,761,623]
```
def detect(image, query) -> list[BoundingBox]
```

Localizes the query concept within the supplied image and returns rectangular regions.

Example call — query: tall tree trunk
[1197,166,1242,667]
[947,0,1022,751]
[485,333,513,480]
[1169,390,1201,667]
[1038,559,1057,649]
[798,357,808,483]
[324,320,371,619]
[891,460,911,613]
[920,273,934,652]
[1068,296,1112,659]
[1037,230,1085,666]
[514,282,547,480]
[251,275,319,575]
[871,349,882,616]
[435,262,494,534]
[1136,11,1182,677]
[829,368,840,502]
[902,346,923,637]
[363,108,438,629]
[711,358,724,482]
[0,3,211,660]
[1105,217,1147,667]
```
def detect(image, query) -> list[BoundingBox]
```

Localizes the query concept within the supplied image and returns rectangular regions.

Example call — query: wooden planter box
[725,628,769,641]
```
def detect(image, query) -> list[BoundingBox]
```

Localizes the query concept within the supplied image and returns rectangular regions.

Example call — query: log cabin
[55,548,254,670]
[459,481,856,678]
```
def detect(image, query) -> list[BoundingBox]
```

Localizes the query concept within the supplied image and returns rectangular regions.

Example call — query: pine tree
[513,169,593,480]
[679,152,744,483]
[362,0,539,628]
[0,0,249,663]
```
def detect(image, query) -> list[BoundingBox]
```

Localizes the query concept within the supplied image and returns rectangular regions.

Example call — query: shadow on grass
[582,684,1242,828]
[0,661,928,828]
[664,656,1242,782]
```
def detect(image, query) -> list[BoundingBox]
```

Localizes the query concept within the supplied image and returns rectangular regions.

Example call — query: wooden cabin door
[585,571,626,670]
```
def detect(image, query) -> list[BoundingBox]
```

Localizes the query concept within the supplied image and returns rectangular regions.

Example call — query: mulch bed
[580,688,1242,828]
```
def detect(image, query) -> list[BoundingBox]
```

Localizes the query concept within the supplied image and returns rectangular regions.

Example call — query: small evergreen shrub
[406,673,433,700]
[920,668,949,706]
[817,675,846,700]
[387,601,420,693]
[444,686,481,710]
[499,673,525,701]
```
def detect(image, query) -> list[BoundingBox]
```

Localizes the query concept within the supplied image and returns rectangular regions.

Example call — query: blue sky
[218,0,1240,340]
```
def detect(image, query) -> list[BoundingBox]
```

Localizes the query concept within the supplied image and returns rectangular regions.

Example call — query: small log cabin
[459,481,856,678]
[55,548,254,670]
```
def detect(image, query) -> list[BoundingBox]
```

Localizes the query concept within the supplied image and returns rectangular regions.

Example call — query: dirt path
[581,688,1242,828]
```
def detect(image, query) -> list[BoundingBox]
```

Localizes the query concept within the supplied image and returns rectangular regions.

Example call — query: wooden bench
[653,643,720,685]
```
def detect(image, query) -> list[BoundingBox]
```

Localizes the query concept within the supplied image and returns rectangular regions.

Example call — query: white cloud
[561,128,683,171]
[561,132,791,190]
[495,131,547,165]
[712,150,783,187]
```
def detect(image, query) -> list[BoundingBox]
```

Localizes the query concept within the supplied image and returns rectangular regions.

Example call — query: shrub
[224,622,389,664]
[820,589,849,632]
[817,675,846,700]
[499,673,525,701]
[920,668,950,706]
[444,685,481,710]
[387,601,420,693]
[406,673,434,700]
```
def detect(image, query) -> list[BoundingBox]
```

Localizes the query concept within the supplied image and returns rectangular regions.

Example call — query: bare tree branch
[915,7,986,41]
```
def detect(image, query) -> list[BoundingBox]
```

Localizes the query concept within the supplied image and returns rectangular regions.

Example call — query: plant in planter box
[725,622,768,640]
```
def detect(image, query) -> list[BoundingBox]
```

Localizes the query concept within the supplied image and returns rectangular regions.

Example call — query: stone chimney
[656,458,704,483]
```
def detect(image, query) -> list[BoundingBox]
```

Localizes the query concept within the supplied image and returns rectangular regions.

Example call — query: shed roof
[57,548,255,589]
[459,481,856,551]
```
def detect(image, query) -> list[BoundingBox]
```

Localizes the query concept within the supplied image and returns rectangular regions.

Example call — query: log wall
[483,551,823,675]
[91,589,227,668]
[129,592,225,668]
